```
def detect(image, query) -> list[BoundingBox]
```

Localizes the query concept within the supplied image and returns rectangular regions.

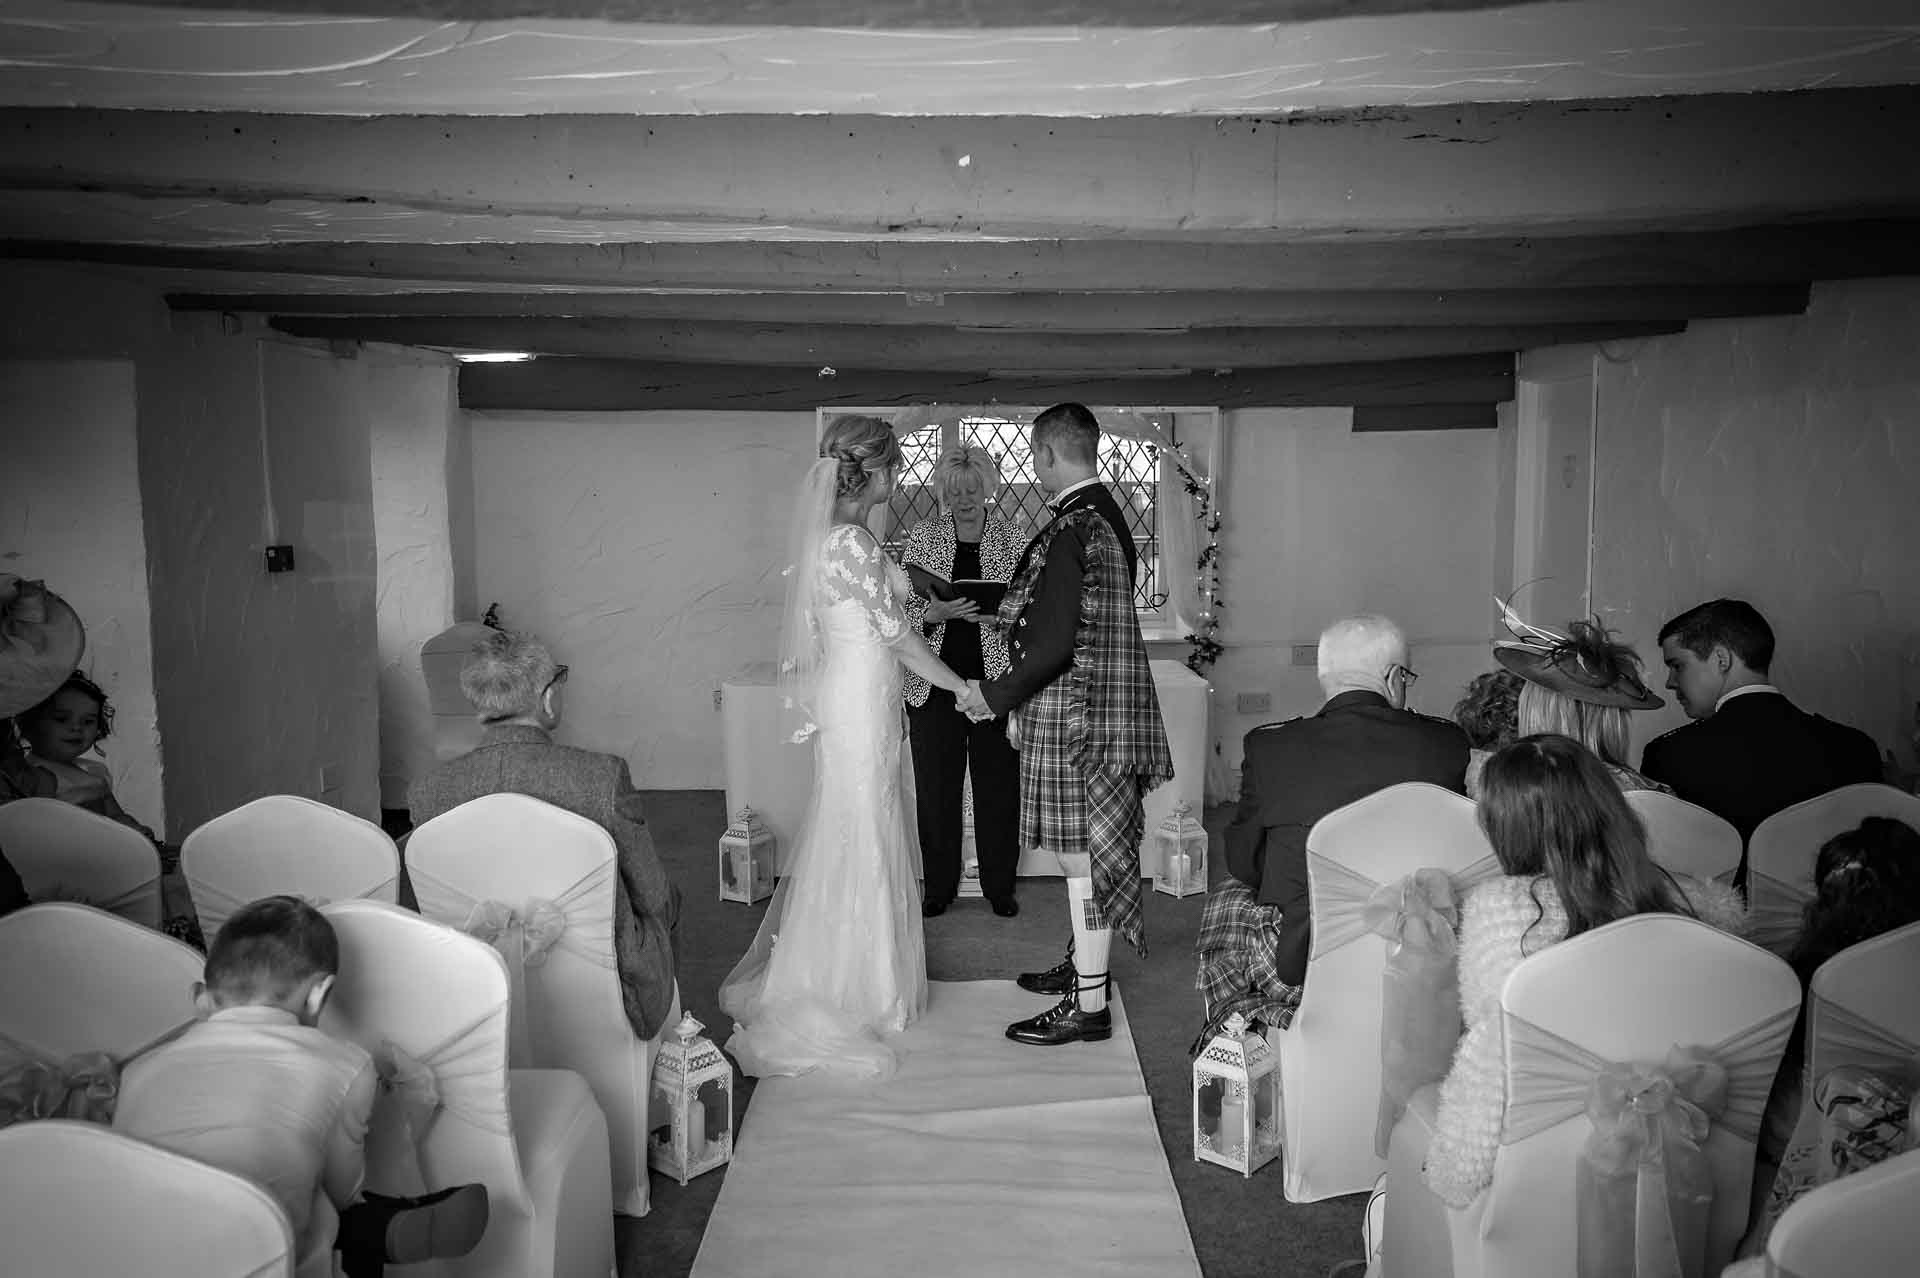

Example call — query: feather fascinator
[1491,595,1663,711]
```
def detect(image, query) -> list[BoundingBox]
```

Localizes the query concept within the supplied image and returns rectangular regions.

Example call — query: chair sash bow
[1577,1048,1727,1278]
[1740,867,1807,957]
[1493,1008,1796,1278]
[459,898,566,1066]
[0,1019,196,1130]
[410,859,618,1070]
[1308,852,1498,1156]
[1365,868,1467,1156]
[0,1050,119,1126]
[374,1040,443,1147]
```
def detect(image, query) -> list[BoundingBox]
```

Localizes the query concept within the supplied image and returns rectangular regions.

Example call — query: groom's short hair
[1032,403,1100,466]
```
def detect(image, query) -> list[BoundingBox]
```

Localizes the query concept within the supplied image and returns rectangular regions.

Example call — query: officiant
[900,444,1024,919]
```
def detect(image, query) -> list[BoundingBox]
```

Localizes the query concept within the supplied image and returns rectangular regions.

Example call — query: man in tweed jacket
[409,630,681,1041]
[964,403,1173,1047]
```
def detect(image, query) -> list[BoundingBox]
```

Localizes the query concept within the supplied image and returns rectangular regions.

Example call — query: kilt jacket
[980,482,1171,780]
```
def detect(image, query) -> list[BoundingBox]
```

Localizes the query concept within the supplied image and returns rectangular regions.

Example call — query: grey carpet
[618,790,1364,1278]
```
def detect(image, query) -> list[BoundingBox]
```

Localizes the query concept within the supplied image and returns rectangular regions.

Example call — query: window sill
[1139,622,1187,645]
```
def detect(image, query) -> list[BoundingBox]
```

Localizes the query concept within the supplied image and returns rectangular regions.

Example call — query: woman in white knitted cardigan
[1422,734,1748,1207]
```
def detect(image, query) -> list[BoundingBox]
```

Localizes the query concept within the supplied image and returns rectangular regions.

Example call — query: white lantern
[718,805,776,904]
[1153,799,1208,898]
[1193,1011,1282,1176]
[648,1013,734,1185]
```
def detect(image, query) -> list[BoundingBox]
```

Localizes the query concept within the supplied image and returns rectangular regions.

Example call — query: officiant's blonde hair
[935,443,1002,511]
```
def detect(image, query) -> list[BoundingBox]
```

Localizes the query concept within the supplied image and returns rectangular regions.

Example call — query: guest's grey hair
[935,443,1002,510]
[460,629,558,720]
[1317,614,1408,694]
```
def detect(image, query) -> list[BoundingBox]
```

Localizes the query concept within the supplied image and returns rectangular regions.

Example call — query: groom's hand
[956,680,991,721]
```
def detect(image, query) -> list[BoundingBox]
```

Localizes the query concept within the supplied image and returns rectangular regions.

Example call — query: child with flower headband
[15,670,202,944]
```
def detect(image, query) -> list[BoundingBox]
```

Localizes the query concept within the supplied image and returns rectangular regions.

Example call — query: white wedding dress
[720,523,929,1078]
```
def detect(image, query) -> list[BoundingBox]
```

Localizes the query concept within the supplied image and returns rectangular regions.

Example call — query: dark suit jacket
[981,481,1137,716]
[1225,690,1469,985]
[1639,690,1883,877]
[408,723,682,1039]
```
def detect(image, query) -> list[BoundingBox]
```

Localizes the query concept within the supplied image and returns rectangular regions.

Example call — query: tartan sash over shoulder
[997,506,1174,784]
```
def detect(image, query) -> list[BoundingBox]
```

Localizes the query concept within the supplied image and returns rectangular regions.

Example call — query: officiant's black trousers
[909,687,1021,906]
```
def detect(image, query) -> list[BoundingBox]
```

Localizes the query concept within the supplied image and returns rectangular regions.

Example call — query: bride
[720,415,974,1079]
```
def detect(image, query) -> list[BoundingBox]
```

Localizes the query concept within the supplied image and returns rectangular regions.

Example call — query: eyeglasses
[1389,664,1419,687]
[545,664,570,694]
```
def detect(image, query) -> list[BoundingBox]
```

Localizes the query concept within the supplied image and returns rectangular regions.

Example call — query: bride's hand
[1006,710,1021,750]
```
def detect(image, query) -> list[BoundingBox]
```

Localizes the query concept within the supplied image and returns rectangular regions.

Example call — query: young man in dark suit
[1642,598,1883,881]
[1197,614,1468,1031]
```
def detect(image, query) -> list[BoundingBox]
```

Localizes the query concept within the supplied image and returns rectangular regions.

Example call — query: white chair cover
[1280,782,1498,1203]
[0,797,160,927]
[181,794,401,939]
[1764,1147,1920,1278]
[0,1119,295,1277]
[0,902,203,1125]
[1805,921,1920,1137]
[319,899,613,1278]
[406,793,675,1218]
[1441,915,1800,1278]
[1625,792,1741,884]
[1745,785,1920,956]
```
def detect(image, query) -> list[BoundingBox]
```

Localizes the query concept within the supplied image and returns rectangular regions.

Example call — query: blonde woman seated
[899,444,1024,918]
[1483,609,1673,797]
[1423,734,1747,1207]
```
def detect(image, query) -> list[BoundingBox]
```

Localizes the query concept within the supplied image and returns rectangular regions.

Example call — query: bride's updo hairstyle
[820,414,902,502]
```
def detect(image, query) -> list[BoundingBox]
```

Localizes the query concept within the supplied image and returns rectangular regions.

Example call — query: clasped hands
[954,679,994,723]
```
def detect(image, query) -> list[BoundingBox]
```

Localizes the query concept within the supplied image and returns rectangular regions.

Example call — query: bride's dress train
[720,524,928,1079]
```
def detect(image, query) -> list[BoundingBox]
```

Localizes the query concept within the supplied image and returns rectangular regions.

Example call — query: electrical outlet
[265,544,295,574]
[1236,691,1272,715]
[1290,643,1318,667]
[713,688,724,710]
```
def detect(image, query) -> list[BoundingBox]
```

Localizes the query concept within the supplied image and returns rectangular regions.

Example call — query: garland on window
[1171,455,1224,675]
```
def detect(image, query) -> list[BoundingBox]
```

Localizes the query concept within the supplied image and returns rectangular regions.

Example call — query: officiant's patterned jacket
[898,509,1021,707]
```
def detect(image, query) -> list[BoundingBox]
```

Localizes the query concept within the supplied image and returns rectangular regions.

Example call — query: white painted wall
[1578,277,1920,768]
[0,359,164,832]
[466,410,814,787]
[1182,408,1503,775]
[1,264,402,836]
[367,354,462,808]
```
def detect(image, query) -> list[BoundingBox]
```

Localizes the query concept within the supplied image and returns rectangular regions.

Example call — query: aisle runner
[692,981,1202,1278]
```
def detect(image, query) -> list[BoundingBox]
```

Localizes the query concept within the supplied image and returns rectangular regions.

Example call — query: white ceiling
[2,0,1917,117]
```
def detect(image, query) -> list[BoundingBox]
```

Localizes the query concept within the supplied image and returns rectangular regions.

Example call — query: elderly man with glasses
[1194,614,1467,1039]
[408,629,681,1044]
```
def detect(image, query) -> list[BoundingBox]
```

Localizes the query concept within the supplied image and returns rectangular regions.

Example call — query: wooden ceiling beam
[16,222,1920,292]
[172,284,1810,330]
[1351,403,1498,432]
[5,89,1920,242]
[458,354,1514,412]
[276,314,1678,368]
[94,1,1545,24]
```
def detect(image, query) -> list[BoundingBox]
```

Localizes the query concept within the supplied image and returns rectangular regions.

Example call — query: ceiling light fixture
[454,351,535,363]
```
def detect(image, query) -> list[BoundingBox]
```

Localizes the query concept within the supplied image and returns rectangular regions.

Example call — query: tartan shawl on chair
[997,507,1174,949]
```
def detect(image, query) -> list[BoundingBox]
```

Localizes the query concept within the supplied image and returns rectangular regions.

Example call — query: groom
[958,403,1172,1046]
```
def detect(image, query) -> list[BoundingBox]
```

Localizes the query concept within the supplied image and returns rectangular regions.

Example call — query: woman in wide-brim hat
[1,575,87,915]
[1491,601,1673,795]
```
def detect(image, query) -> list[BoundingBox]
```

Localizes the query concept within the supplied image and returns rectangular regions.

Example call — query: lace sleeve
[820,525,909,642]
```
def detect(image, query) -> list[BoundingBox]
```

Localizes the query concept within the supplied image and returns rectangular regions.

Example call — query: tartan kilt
[1194,877,1303,1033]
[1016,677,1088,856]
